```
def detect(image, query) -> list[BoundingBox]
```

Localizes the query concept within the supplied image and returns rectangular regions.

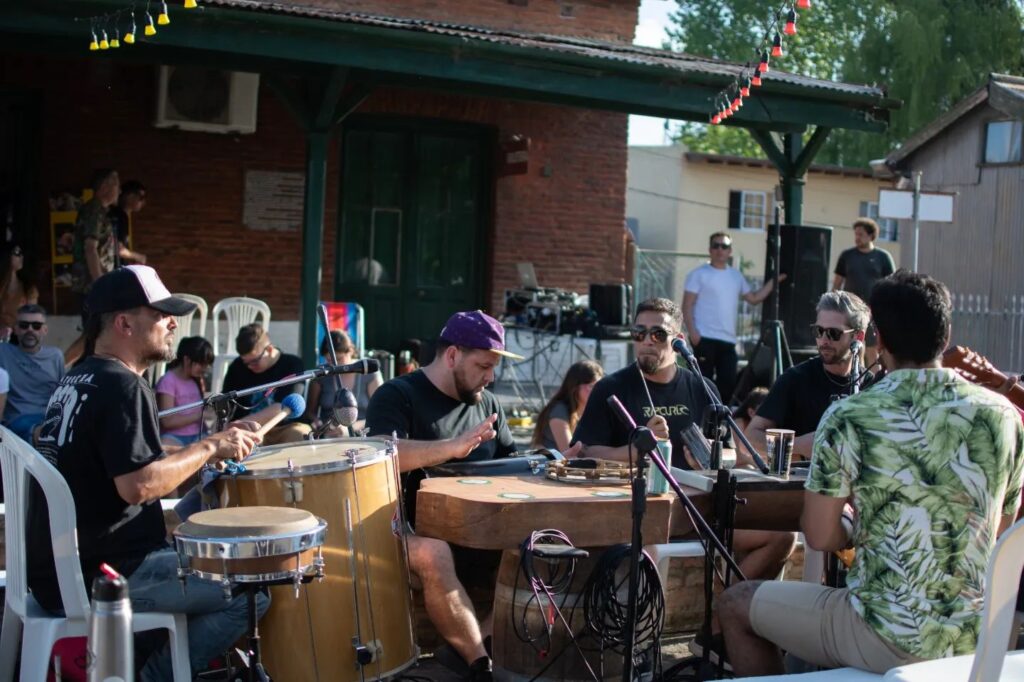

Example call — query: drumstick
[254,393,307,439]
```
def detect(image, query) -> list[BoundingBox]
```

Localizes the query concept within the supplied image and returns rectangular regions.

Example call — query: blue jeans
[7,413,43,443]
[127,549,270,682]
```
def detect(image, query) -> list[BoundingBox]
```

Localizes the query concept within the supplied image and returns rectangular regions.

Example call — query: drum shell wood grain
[217,440,416,681]
[492,549,624,682]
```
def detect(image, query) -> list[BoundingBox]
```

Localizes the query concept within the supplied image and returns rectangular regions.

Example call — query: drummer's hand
[450,414,498,460]
[207,426,262,462]
[646,415,670,441]
[227,419,262,433]
[563,442,584,459]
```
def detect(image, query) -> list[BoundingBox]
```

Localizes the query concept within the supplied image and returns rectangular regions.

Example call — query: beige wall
[627,145,902,294]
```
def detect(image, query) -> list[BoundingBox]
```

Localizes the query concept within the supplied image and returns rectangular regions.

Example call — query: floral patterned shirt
[808,368,1024,659]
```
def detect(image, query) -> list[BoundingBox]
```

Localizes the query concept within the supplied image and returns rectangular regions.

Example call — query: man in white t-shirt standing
[683,232,781,402]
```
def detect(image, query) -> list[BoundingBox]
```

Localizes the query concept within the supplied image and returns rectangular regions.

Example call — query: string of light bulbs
[709,0,811,125]
[79,0,199,52]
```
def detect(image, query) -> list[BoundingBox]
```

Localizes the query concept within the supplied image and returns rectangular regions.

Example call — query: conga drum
[217,438,417,681]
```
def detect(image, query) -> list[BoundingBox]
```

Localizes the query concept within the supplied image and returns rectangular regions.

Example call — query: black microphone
[323,358,380,376]
[332,386,358,428]
[671,337,696,363]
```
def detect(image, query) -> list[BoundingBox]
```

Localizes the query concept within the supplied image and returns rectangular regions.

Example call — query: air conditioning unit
[155,65,259,134]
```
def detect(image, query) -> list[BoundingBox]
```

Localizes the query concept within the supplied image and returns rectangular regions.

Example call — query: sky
[628,0,676,146]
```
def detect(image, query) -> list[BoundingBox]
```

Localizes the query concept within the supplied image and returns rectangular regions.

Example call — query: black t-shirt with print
[28,356,168,611]
[223,352,306,419]
[572,363,718,470]
[755,356,871,437]
[365,369,516,526]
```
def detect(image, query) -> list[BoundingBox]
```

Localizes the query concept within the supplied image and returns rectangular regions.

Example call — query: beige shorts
[750,581,923,674]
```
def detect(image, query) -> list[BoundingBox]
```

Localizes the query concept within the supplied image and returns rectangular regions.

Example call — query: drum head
[177,506,319,538]
[239,438,388,477]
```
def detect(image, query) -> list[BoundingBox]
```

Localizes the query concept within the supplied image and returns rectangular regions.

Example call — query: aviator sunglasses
[630,325,671,343]
[810,324,855,342]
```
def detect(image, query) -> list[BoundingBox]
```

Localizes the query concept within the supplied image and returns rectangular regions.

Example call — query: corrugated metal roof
[202,0,891,104]
[888,73,1024,166]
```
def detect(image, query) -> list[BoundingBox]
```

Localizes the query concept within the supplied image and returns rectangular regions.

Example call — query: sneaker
[468,656,493,682]
[688,632,732,672]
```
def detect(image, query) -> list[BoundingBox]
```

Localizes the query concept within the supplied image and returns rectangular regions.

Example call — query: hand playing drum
[205,426,262,462]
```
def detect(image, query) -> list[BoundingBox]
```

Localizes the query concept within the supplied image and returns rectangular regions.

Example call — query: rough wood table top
[416,470,805,549]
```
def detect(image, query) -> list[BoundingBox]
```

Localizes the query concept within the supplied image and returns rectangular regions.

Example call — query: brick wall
[2,47,627,320]
[287,0,639,42]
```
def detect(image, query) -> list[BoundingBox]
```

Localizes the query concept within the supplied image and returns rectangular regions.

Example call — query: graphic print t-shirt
[28,356,167,610]
[573,363,717,469]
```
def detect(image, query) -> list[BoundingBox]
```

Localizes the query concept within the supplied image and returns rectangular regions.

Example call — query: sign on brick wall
[242,170,305,231]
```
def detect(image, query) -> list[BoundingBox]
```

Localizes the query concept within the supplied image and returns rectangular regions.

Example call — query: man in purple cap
[366,310,532,681]
[27,265,268,681]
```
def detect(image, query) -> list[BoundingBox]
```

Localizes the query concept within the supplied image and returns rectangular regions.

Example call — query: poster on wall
[242,170,306,231]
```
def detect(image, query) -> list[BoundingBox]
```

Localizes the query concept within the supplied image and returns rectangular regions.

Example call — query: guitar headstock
[943,345,1005,389]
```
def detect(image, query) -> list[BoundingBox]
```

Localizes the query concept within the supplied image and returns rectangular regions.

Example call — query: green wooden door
[336,121,488,351]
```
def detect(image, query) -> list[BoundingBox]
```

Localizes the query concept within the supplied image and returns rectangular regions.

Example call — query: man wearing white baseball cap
[28,265,267,681]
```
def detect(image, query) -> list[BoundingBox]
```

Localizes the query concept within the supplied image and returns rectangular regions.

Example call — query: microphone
[671,337,696,363]
[607,395,637,429]
[323,358,380,376]
[255,393,306,438]
[331,386,358,428]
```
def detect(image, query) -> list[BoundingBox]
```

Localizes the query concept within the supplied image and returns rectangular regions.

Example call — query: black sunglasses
[630,325,671,344]
[17,321,42,331]
[710,242,732,250]
[810,324,855,342]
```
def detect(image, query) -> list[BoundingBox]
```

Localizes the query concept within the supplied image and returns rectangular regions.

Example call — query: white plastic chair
[210,354,236,395]
[211,297,270,358]
[0,426,190,682]
[172,293,209,341]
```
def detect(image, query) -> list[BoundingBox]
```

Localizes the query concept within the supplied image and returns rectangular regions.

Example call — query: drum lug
[353,639,381,666]
[345,448,359,464]
[282,480,303,503]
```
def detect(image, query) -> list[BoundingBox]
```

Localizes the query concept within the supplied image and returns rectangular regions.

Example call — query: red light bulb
[759,51,771,73]
[771,34,783,58]
[796,0,810,9]
[784,9,797,35]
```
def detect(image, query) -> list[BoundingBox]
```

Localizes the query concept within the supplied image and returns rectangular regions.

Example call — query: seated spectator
[304,329,383,434]
[530,360,603,452]
[223,323,310,444]
[733,386,768,433]
[0,243,39,341]
[156,336,213,446]
[0,304,64,443]
[397,338,423,376]
[0,366,9,420]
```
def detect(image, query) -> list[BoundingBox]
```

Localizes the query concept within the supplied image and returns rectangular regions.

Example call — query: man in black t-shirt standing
[366,310,535,682]
[833,218,895,369]
[747,291,871,460]
[573,298,796,582]
[28,265,266,681]
[223,322,310,444]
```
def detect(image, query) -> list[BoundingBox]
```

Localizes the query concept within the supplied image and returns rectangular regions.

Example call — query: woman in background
[531,360,604,452]
[0,243,39,340]
[734,386,769,433]
[156,336,213,446]
[305,329,384,434]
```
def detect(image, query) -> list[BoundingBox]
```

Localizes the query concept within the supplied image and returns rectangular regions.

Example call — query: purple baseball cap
[439,310,524,360]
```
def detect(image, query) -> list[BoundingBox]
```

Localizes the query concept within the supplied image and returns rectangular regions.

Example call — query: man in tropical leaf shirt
[720,270,1024,676]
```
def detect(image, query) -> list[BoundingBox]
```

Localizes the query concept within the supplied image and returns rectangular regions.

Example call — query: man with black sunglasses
[746,291,871,460]
[683,232,782,402]
[0,303,64,443]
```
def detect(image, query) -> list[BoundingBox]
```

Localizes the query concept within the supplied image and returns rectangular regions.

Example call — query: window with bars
[859,201,899,242]
[728,190,768,231]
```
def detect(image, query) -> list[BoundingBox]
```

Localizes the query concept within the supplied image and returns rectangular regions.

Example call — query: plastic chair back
[211,297,271,357]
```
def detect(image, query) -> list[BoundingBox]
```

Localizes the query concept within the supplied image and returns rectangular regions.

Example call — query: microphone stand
[317,304,349,438]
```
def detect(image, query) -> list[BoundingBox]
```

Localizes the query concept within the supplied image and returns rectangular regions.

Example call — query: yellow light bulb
[145,15,157,35]
[99,32,109,50]
[110,36,120,48]
[158,2,170,24]
[184,0,197,8]
[89,39,99,51]
[124,32,135,44]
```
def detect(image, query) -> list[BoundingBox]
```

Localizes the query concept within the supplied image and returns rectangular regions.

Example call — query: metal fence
[634,248,763,353]
[950,293,1024,375]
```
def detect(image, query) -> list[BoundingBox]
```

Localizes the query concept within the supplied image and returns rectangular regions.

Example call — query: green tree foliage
[667,0,1024,167]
